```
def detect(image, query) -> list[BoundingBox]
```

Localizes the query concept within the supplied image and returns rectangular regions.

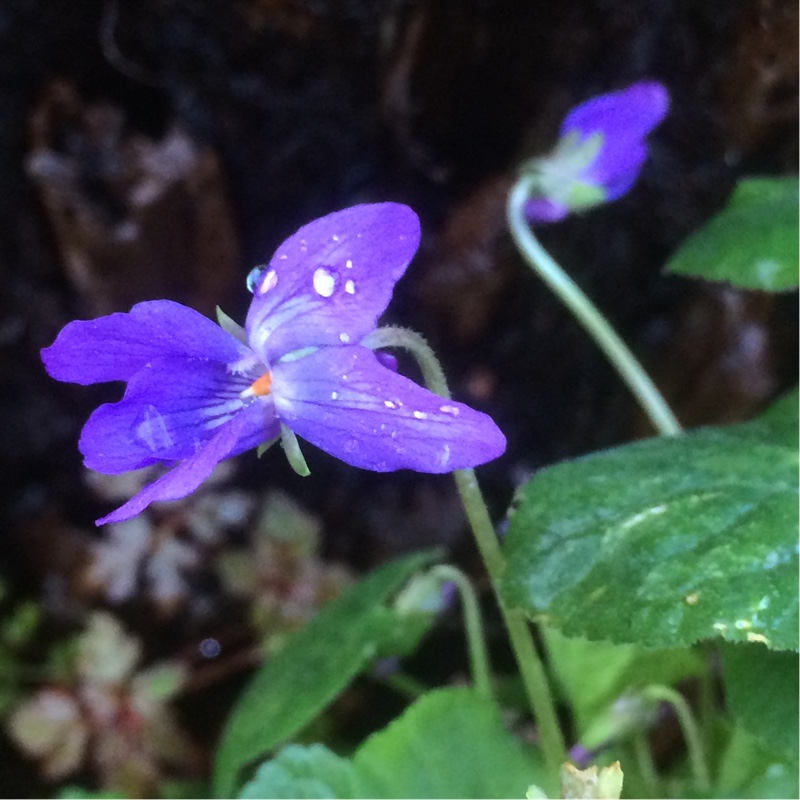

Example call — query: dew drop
[200,638,221,658]
[413,410,428,420]
[332,234,340,241]
[331,391,339,400]
[260,270,278,294]
[246,265,267,293]
[313,267,336,297]
[345,279,355,295]
[339,332,350,343]
[384,400,396,409]
[439,404,460,416]
[135,405,173,452]
[345,259,354,269]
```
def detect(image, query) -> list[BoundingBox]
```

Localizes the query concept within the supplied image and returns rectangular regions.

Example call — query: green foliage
[239,745,356,799]
[239,688,545,799]
[714,723,799,799]
[501,392,798,650]
[57,788,126,799]
[543,629,704,742]
[665,177,799,291]
[214,551,440,797]
[722,643,799,763]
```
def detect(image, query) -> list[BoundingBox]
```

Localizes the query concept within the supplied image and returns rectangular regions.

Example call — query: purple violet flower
[42,203,506,526]
[524,81,669,224]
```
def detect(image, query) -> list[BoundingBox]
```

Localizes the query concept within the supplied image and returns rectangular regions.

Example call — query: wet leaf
[501,393,798,649]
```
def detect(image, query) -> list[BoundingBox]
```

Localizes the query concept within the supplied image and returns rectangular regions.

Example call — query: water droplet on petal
[439,404,460,416]
[135,405,173,452]
[313,267,336,297]
[413,410,428,419]
[247,266,279,295]
[339,332,350,343]
[331,391,339,400]
[345,279,355,294]
[332,234,340,241]
[345,259,354,269]
[384,400,396,409]
[246,265,267,293]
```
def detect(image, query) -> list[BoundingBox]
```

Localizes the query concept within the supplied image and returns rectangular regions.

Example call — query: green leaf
[243,689,547,799]
[722,643,798,763]
[665,177,799,291]
[501,400,798,650]
[238,745,357,799]
[543,629,704,742]
[353,688,546,798]
[214,551,439,797]
[714,722,799,799]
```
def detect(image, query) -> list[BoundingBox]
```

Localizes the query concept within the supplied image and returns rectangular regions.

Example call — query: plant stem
[631,732,660,797]
[430,564,493,701]
[642,684,711,792]
[363,327,567,776]
[507,178,682,437]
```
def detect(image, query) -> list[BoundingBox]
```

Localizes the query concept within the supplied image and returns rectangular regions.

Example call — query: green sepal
[280,424,311,476]
[216,306,248,345]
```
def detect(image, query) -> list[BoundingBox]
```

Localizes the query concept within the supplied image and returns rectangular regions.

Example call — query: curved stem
[642,684,711,792]
[430,564,493,701]
[631,732,660,797]
[363,326,567,776]
[507,178,682,437]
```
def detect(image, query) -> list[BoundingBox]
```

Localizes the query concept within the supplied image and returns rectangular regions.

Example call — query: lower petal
[271,347,506,473]
[96,411,253,526]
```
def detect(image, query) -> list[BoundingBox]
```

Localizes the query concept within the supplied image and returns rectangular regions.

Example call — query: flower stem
[631,732,660,797]
[507,178,682,437]
[429,564,493,701]
[642,684,711,792]
[363,326,567,776]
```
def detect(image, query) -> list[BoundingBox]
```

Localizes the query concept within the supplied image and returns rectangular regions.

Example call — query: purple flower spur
[524,81,670,223]
[42,204,506,525]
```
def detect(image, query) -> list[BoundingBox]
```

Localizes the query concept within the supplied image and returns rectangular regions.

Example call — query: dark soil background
[0,0,796,794]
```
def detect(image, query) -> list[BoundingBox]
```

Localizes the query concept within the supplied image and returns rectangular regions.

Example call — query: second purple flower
[42,204,507,526]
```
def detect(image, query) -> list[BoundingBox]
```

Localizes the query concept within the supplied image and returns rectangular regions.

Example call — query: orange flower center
[245,371,273,397]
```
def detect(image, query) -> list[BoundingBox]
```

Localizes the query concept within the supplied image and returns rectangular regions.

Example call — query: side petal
[80,356,277,473]
[524,197,570,224]
[42,300,250,385]
[95,409,259,526]
[561,82,669,144]
[245,204,420,364]
[590,140,649,200]
[271,347,506,473]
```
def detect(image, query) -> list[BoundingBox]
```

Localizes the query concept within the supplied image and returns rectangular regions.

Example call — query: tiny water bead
[135,405,174,452]
[247,265,279,295]
[200,638,221,658]
[313,267,336,297]
[246,265,267,293]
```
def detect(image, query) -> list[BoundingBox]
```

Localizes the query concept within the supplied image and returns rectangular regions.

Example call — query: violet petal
[587,139,649,201]
[80,356,277,473]
[561,82,669,145]
[245,204,420,364]
[42,301,249,385]
[95,410,256,526]
[524,197,570,224]
[271,346,506,472]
